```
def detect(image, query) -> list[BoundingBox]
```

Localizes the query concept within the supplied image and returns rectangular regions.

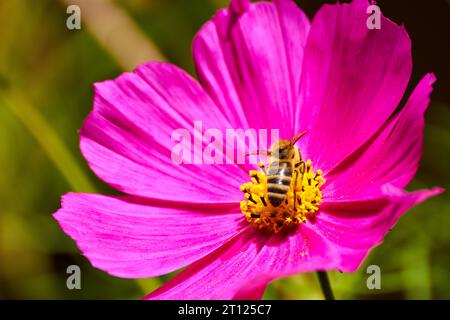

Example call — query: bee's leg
[258,161,267,175]
[295,160,306,174]
[293,161,305,210]
[256,162,268,207]
[293,170,299,211]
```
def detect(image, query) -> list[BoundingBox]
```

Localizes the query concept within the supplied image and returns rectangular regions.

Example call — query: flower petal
[81,62,248,203]
[54,193,246,278]
[145,184,443,299]
[193,0,310,138]
[145,226,339,300]
[311,185,444,272]
[296,0,412,173]
[323,74,436,201]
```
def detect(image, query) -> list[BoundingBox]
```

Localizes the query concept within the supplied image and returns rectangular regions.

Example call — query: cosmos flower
[54,0,443,299]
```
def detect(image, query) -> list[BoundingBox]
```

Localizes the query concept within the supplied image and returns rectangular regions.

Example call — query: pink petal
[54,193,246,278]
[145,226,339,300]
[323,74,437,201]
[81,62,249,203]
[296,0,412,173]
[193,0,310,138]
[311,185,444,272]
[230,0,250,14]
[144,185,443,299]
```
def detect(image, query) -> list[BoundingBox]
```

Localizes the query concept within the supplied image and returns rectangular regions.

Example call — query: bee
[261,131,307,207]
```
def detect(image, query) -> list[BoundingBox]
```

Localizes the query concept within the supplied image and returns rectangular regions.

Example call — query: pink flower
[54,0,443,299]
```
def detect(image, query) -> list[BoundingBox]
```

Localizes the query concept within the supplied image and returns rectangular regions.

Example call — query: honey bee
[260,131,307,207]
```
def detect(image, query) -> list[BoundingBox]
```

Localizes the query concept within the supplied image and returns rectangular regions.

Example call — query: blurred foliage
[0,0,449,299]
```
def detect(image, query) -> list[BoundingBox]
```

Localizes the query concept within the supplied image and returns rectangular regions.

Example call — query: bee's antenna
[290,130,308,146]
[244,150,270,157]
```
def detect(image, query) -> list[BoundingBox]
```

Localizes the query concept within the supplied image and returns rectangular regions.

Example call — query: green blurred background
[0,0,449,299]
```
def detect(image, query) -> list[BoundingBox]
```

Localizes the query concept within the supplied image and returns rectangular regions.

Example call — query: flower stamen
[240,159,325,233]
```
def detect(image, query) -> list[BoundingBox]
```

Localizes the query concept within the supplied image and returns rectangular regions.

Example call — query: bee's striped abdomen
[266,160,293,207]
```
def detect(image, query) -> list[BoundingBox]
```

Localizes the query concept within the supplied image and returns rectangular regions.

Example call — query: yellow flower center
[240,159,325,233]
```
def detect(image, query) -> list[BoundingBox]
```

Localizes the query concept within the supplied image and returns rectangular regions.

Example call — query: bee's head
[269,139,294,159]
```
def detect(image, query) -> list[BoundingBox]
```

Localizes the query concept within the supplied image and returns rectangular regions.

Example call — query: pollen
[240,160,325,233]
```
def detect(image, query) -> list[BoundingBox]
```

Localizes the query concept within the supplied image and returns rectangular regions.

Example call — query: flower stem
[316,271,335,300]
